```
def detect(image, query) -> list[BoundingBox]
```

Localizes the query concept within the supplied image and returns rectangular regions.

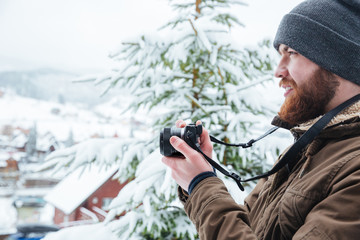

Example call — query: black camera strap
[210,126,280,148]
[187,139,246,191]
[188,94,360,191]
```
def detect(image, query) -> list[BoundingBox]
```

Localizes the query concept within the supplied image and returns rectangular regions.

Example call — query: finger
[170,136,200,161]
[161,156,173,168]
[195,120,209,142]
[200,127,211,146]
[169,136,214,175]
[170,136,213,172]
[195,121,213,154]
[162,156,184,169]
[176,119,186,128]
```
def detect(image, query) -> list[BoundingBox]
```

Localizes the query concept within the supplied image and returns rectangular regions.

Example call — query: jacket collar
[271,115,294,130]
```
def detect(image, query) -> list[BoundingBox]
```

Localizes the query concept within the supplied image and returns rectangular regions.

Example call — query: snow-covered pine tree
[94,0,279,176]
[26,122,37,160]
[44,0,290,239]
[64,129,74,148]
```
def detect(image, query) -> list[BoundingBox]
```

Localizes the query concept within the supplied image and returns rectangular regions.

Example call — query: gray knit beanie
[273,0,360,85]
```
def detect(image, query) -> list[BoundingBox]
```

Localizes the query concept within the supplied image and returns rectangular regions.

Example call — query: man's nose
[274,60,289,79]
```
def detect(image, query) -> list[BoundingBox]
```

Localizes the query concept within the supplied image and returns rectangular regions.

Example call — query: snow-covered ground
[0,197,17,235]
[43,223,118,240]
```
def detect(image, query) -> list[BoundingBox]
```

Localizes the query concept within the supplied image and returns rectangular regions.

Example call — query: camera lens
[160,127,184,156]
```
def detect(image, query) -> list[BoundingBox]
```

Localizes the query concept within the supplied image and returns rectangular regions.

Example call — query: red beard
[278,68,339,125]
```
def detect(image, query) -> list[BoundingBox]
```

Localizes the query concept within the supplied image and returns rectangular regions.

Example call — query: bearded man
[162,0,360,239]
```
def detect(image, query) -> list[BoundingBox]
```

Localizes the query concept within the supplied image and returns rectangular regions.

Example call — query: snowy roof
[37,132,59,151]
[10,132,27,148]
[44,165,118,215]
[0,152,10,162]
[0,161,7,168]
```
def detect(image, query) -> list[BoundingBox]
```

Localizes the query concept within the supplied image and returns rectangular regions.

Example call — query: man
[162,0,360,239]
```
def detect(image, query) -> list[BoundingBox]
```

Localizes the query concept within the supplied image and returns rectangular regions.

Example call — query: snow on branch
[41,137,151,182]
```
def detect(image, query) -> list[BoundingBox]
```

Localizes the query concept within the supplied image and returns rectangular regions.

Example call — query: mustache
[279,78,297,88]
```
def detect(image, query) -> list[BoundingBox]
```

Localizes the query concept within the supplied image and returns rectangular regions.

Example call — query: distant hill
[0,88,141,142]
[0,69,118,107]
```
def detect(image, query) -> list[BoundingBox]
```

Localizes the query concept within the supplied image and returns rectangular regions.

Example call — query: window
[101,198,113,209]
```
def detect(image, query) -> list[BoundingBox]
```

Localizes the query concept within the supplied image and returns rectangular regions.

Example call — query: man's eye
[288,51,298,55]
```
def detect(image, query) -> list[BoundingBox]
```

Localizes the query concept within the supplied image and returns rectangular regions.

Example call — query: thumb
[170,136,199,160]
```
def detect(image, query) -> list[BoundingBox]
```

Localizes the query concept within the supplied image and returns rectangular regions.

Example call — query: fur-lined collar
[292,100,360,133]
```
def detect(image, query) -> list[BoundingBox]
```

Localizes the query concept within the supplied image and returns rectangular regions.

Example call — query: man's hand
[161,120,214,191]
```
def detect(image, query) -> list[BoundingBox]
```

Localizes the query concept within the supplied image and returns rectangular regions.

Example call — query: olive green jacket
[179,101,360,240]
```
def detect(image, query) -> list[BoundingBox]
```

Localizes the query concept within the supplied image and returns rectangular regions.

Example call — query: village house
[44,165,126,227]
[0,153,21,195]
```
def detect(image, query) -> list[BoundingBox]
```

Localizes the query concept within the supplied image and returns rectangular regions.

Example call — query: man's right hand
[161,120,214,192]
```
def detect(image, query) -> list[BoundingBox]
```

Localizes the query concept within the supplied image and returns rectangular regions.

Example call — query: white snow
[43,223,118,240]
[0,198,17,234]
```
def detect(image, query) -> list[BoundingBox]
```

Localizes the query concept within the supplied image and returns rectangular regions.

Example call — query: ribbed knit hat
[273,0,360,85]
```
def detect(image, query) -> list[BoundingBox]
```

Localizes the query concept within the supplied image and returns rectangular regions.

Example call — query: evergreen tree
[58,93,65,105]
[26,122,37,159]
[64,129,74,147]
[95,0,278,177]
[44,0,290,239]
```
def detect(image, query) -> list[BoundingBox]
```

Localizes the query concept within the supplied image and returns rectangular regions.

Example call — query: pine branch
[185,93,209,114]
[188,19,198,36]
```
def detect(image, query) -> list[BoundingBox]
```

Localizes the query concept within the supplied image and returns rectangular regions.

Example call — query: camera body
[160,124,202,157]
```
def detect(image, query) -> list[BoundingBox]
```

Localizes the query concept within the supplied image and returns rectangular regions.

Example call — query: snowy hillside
[0,69,120,107]
[0,88,149,143]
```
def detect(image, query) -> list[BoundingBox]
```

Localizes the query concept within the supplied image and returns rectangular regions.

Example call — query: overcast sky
[0,0,303,74]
